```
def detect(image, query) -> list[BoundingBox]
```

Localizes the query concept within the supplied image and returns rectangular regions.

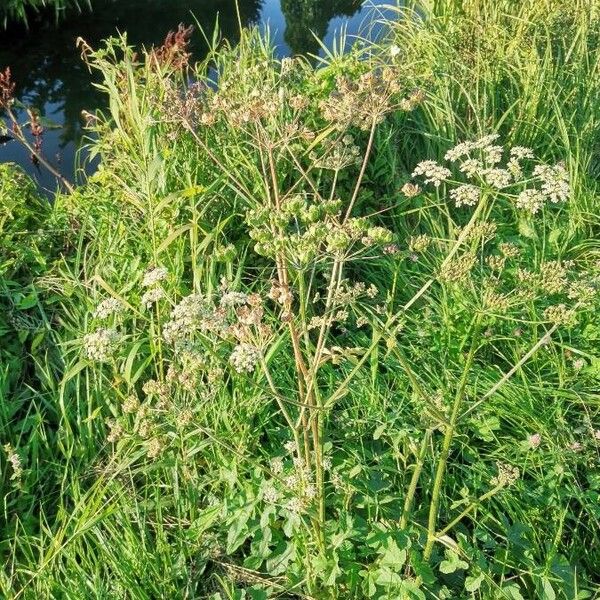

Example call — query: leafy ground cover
[1,1,599,598]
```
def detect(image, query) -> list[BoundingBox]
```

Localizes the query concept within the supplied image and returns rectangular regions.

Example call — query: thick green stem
[400,429,432,529]
[423,315,482,561]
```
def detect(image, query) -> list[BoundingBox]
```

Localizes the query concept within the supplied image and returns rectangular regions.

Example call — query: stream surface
[0,0,393,191]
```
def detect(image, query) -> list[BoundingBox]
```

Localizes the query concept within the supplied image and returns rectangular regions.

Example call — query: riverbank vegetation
[1,1,599,598]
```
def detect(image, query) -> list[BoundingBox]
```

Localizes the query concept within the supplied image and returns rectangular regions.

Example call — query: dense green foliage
[1,1,600,598]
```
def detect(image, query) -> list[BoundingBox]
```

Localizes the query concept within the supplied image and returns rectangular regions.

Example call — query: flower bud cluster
[247,195,393,262]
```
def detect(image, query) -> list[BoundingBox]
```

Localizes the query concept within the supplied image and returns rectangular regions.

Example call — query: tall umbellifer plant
[72,28,596,595]
[174,41,418,535]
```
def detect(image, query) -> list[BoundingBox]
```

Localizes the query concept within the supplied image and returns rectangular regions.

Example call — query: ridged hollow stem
[343,116,377,223]
[301,258,344,541]
[259,358,302,459]
[267,132,325,524]
[329,168,339,202]
[400,429,432,530]
[304,258,342,391]
[265,140,311,376]
[263,136,321,506]
[254,126,313,473]
[296,272,314,465]
[310,380,325,530]
[423,314,482,561]
[298,118,377,407]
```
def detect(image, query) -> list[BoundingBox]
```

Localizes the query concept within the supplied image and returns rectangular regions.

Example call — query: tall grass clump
[385,1,600,207]
[1,4,599,598]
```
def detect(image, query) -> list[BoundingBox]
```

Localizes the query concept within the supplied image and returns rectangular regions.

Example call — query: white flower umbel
[510,146,534,160]
[230,343,261,373]
[444,141,476,162]
[450,184,480,207]
[533,164,570,203]
[412,160,451,187]
[483,168,512,189]
[142,266,168,288]
[141,287,165,309]
[516,189,545,214]
[83,328,119,362]
[220,291,249,307]
[93,298,123,319]
[458,158,484,179]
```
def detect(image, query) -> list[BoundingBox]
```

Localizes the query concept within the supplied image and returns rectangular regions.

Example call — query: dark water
[0,0,393,193]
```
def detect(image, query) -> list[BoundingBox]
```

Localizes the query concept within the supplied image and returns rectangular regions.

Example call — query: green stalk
[400,429,432,529]
[423,314,482,561]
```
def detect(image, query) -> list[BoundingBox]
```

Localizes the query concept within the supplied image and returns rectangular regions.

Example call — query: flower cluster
[122,395,140,414]
[106,419,124,444]
[408,234,431,253]
[490,462,520,488]
[247,195,393,263]
[319,69,403,131]
[220,291,249,307]
[260,442,329,515]
[331,281,378,305]
[543,304,576,326]
[484,168,512,189]
[142,379,169,401]
[401,182,421,198]
[197,60,284,129]
[311,135,361,171]
[439,253,477,283]
[462,221,497,243]
[539,260,571,294]
[162,293,223,344]
[412,134,570,213]
[507,146,534,178]
[142,266,168,288]
[83,328,119,362]
[411,160,451,188]
[229,343,261,374]
[449,184,480,207]
[533,163,570,203]
[141,286,166,309]
[516,189,545,214]
[93,297,124,319]
[3,444,22,481]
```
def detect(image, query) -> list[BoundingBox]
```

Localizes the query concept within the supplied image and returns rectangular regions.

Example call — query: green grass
[1,0,90,28]
[1,2,599,598]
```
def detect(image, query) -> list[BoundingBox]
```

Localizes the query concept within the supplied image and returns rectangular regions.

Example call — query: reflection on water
[281,0,362,56]
[0,0,390,191]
